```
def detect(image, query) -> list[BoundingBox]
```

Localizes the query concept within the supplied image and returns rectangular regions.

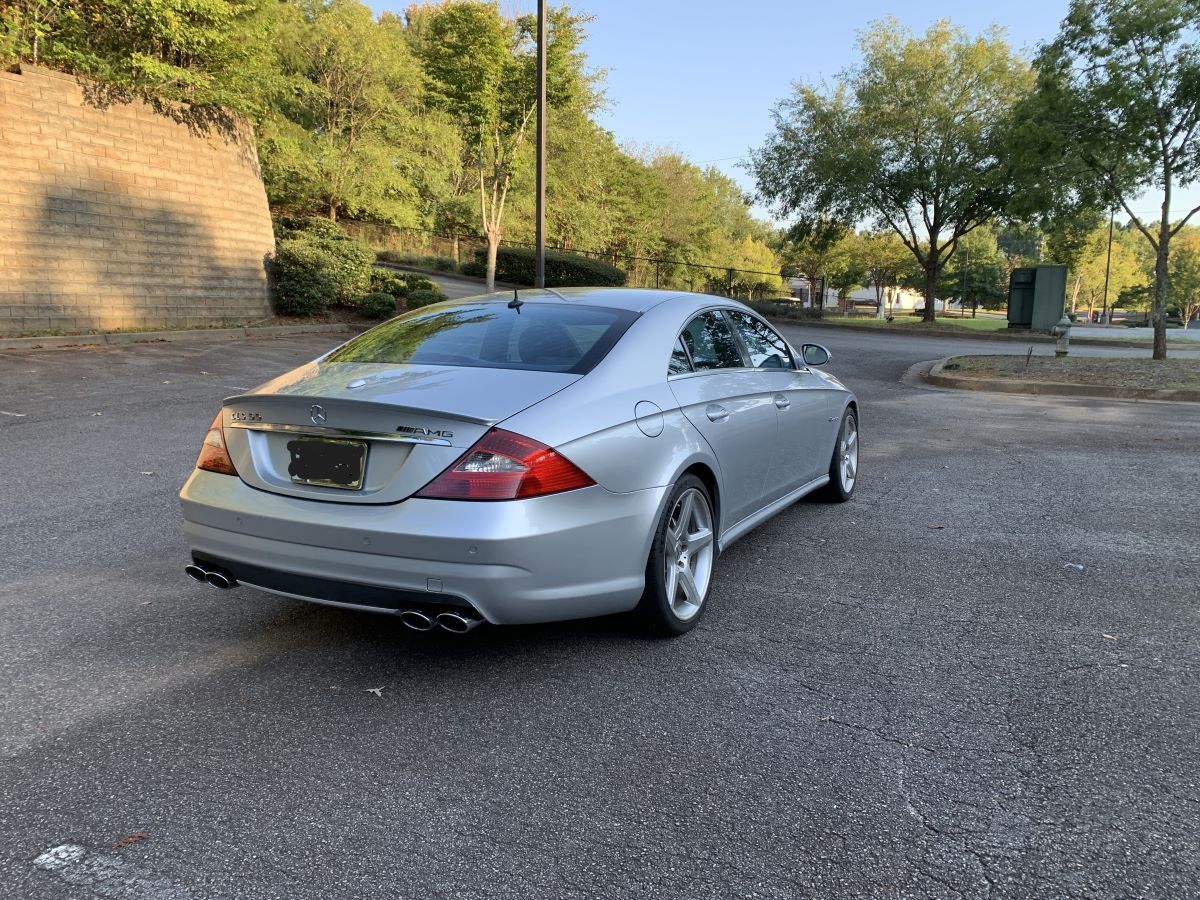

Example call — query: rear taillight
[416,428,594,501]
[196,411,237,476]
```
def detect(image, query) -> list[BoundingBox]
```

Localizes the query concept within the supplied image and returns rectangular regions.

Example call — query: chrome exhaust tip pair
[398,609,484,634]
[185,563,236,590]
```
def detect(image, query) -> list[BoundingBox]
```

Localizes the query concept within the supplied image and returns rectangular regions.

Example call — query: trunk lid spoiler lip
[219,394,497,427]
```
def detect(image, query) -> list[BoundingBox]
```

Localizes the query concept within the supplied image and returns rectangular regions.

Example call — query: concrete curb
[926,357,1200,403]
[781,318,1195,351]
[0,323,360,352]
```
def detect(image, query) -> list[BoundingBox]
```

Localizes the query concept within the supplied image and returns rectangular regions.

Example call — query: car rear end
[179,297,668,627]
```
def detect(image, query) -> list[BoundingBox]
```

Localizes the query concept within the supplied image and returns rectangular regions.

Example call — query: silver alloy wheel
[839,414,859,492]
[664,487,715,620]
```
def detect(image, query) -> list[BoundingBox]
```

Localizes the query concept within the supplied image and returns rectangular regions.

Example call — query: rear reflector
[416,428,594,500]
[196,411,237,476]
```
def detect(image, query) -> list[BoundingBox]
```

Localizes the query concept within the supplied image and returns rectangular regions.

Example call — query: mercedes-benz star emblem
[309,405,327,425]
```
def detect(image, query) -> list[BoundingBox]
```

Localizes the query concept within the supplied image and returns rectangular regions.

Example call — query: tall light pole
[534,0,547,289]
[1101,208,1114,324]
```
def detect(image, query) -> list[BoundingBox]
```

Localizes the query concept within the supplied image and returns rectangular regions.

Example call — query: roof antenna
[508,288,523,314]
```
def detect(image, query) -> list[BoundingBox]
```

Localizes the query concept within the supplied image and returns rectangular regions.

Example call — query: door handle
[774,394,791,410]
[705,404,729,423]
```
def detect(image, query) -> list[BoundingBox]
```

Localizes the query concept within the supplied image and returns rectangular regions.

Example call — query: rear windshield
[324,302,638,374]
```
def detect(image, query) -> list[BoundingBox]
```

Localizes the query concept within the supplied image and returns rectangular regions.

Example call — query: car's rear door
[726,310,829,495]
[667,310,778,527]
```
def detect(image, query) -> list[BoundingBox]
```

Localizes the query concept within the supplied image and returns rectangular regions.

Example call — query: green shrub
[359,292,398,320]
[269,222,375,316]
[274,215,344,242]
[269,240,340,316]
[471,247,626,287]
[370,270,410,299]
[405,288,447,309]
[375,250,459,272]
[405,275,437,293]
[459,259,487,278]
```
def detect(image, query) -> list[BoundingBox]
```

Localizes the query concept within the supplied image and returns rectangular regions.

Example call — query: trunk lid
[221,362,578,503]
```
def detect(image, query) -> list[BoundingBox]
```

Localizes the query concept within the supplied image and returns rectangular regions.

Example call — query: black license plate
[287,438,367,490]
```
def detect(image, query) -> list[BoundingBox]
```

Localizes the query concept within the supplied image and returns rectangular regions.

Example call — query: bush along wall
[473,247,626,288]
[268,217,376,316]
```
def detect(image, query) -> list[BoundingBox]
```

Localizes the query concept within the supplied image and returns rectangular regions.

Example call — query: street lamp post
[534,0,547,289]
[1101,208,1114,324]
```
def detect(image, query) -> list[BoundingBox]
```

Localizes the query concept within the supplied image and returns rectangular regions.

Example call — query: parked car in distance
[180,288,859,635]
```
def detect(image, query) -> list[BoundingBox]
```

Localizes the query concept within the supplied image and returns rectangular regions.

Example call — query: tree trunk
[451,235,460,266]
[1152,228,1170,360]
[328,203,337,222]
[922,265,938,323]
[874,282,885,320]
[484,232,500,293]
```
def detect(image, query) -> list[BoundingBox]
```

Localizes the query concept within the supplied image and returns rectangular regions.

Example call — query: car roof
[457,287,751,315]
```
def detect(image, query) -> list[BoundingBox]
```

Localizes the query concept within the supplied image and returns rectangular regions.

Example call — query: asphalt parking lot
[1,327,1197,899]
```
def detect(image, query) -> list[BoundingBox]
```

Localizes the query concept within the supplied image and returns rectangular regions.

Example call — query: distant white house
[786,278,941,313]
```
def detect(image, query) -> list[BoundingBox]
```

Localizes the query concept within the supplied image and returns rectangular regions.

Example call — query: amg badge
[396,424,453,439]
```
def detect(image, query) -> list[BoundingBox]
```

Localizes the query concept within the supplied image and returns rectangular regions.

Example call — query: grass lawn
[824,314,1009,333]
[941,355,1200,391]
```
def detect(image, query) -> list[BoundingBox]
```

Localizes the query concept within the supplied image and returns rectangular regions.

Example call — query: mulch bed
[941,355,1200,391]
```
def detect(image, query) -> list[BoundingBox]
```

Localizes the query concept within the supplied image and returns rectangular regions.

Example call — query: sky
[371,0,1200,227]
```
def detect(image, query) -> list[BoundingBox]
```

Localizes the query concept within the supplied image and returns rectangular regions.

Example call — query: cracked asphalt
[1,326,1197,899]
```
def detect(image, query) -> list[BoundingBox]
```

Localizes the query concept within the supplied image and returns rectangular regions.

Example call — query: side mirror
[800,343,831,367]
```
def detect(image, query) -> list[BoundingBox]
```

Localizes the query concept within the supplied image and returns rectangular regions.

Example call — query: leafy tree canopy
[753,19,1033,321]
[1013,0,1200,356]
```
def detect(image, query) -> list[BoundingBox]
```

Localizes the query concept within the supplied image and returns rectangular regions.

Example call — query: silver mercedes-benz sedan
[179,288,859,635]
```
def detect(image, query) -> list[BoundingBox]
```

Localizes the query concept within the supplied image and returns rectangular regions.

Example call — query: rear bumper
[179,470,667,624]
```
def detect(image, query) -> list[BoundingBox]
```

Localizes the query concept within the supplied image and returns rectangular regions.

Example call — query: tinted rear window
[324,302,638,374]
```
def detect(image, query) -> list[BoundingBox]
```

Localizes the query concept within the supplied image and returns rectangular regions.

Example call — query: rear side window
[680,311,745,370]
[668,337,692,375]
[729,312,794,369]
[325,303,638,374]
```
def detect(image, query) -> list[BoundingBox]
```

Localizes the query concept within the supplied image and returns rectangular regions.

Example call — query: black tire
[815,407,859,502]
[635,474,716,637]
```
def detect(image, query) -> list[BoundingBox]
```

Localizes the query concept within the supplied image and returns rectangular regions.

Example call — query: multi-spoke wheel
[818,407,859,502]
[638,475,716,635]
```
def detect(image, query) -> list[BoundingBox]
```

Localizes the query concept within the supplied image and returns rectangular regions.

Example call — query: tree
[1,0,279,118]
[1169,227,1200,328]
[776,219,849,315]
[418,1,588,291]
[856,230,912,318]
[726,236,785,299]
[1070,226,1146,320]
[263,1,458,225]
[753,20,1033,322]
[1016,0,1200,358]
[829,238,868,314]
[943,227,1007,314]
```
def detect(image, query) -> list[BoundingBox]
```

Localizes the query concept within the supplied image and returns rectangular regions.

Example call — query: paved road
[1070,323,1200,343]
[1,329,1198,899]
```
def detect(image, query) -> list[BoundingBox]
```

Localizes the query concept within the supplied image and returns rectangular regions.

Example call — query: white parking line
[0,410,26,417]
[33,844,192,899]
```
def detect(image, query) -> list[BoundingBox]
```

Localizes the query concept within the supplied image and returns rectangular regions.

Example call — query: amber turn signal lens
[196,411,237,476]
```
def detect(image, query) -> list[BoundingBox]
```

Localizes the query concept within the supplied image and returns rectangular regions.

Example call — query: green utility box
[1007,265,1067,331]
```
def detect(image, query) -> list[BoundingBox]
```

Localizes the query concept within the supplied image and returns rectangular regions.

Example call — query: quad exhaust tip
[435,611,483,634]
[186,563,483,630]
[184,563,237,590]
[399,610,435,632]
[400,609,484,633]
